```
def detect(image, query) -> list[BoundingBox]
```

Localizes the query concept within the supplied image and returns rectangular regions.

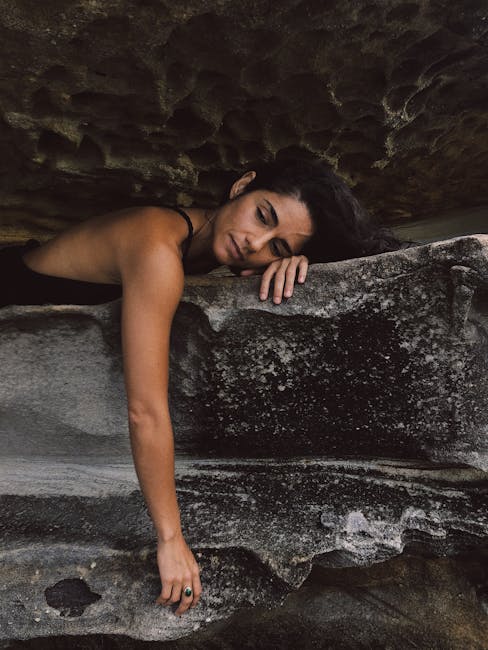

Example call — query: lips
[229,235,244,261]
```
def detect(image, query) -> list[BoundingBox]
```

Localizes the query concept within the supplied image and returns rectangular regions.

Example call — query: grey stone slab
[1,458,487,642]
[0,542,284,642]
[2,235,488,642]
[3,235,488,468]
[2,551,488,649]
[1,457,487,577]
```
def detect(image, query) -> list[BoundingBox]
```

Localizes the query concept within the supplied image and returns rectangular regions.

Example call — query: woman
[0,157,401,616]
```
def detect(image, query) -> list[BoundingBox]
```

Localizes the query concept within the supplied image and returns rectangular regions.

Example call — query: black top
[0,205,194,308]
[167,205,194,260]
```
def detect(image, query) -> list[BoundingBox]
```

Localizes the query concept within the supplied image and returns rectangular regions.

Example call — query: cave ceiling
[1,0,488,241]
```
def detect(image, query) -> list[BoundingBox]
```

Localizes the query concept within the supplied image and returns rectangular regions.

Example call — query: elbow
[127,403,171,432]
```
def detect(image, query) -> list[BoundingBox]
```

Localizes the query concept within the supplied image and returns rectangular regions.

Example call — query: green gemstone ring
[184,586,193,597]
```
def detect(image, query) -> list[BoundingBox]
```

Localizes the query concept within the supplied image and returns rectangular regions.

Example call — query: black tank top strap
[161,204,194,261]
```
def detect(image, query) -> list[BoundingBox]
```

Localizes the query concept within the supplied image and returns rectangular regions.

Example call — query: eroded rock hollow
[1,0,488,243]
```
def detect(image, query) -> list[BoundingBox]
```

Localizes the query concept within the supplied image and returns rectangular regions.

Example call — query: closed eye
[257,206,289,257]
[271,240,281,256]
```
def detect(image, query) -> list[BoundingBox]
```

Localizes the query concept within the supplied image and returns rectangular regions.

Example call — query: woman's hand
[155,532,202,616]
[239,255,309,303]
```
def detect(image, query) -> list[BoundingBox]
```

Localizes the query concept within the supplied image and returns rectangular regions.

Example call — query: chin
[214,248,229,267]
[215,238,238,267]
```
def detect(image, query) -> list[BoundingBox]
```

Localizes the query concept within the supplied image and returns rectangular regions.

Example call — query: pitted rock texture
[2,459,487,586]
[1,0,488,242]
[1,237,488,643]
[3,235,488,469]
[2,552,488,649]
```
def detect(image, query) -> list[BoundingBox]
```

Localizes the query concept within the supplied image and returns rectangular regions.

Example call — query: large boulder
[1,236,488,643]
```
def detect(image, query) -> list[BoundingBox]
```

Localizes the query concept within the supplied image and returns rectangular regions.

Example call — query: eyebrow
[264,198,293,256]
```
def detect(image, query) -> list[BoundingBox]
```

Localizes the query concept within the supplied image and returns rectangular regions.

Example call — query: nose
[245,231,273,254]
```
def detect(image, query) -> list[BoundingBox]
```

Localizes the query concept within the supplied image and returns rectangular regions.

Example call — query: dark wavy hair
[225,157,405,264]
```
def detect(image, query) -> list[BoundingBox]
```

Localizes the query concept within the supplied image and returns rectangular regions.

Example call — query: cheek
[247,249,276,268]
[214,235,231,264]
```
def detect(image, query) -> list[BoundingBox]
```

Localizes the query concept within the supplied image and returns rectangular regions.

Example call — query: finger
[168,582,182,605]
[283,259,300,298]
[190,572,202,608]
[297,256,309,283]
[259,261,280,300]
[175,583,194,616]
[155,581,173,606]
[273,261,290,304]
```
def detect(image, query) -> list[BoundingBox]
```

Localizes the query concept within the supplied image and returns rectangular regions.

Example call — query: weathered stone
[2,459,487,582]
[4,235,488,468]
[2,552,488,649]
[1,236,488,643]
[1,0,488,242]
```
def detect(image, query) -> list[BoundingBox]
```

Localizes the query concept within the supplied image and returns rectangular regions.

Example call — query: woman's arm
[119,240,201,616]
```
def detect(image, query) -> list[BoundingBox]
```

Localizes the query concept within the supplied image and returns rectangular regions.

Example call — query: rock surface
[3,235,488,468]
[3,551,488,649]
[1,0,488,242]
[1,236,488,643]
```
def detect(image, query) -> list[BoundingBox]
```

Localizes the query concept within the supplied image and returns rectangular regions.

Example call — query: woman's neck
[181,207,220,273]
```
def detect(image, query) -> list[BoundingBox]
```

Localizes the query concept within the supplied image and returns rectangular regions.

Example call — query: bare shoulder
[110,205,190,266]
[23,205,191,284]
[120,227,185,315]
[117,207,185,281]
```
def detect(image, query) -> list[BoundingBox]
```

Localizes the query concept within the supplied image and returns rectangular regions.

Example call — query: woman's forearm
[128,411,182,541]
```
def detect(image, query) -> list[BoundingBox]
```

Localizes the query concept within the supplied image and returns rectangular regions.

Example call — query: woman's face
[212,171,315,269]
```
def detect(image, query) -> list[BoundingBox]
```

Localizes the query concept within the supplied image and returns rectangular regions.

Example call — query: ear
[229,170,257,199]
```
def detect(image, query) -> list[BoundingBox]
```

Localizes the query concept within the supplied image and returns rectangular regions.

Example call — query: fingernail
[284,291,292,297]
[260,293,266,300]
[274,297,281,304]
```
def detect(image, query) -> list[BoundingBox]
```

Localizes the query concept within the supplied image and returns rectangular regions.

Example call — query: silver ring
[184,586,192,597]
